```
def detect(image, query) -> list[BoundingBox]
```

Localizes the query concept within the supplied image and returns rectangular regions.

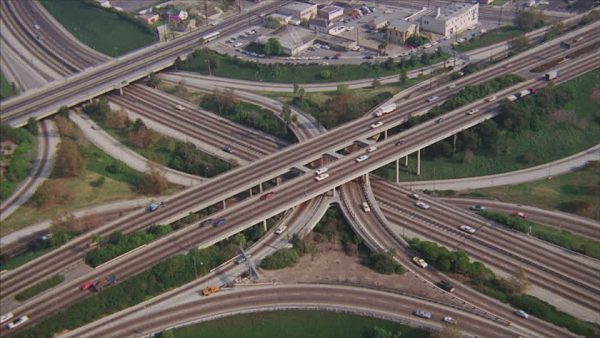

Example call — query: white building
[420,3,478,36]
[279,2,318,21]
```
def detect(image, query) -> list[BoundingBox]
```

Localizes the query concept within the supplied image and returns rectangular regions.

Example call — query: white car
[466,108,479,115]
[367,146,377,153]
[370,121,384,129]
[362,202,371,212]
[5,315,28,329]
[0,313,14,324]
[415,201,430,209]
[447,83,456,89]
[515,310,529,319]
[315,167,328,175]
[460,225,476,234]
[315,173,330,181]
[409,193,420,200]
[486,96,496,102]
[356,155,369,162]
[443,316,457,324]
[413,257,428,268]
[468,26,477,30]
[426,95,439,102]
[175,104,185,111]
[275,225,287,235]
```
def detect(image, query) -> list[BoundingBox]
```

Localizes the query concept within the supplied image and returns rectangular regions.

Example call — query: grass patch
[0,133,37,202]
[165,310,427,338]
[454,26,526,53]
[39,0,156,56]
[179,49,448,84]
[0,246,54,271]
[377,69,600,182]
[464,163,600,220]
[15,275,64,301]
[0,71,17,99]
[478,210,600,259]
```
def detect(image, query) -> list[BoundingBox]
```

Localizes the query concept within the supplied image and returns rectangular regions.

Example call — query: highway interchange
[0,1,599,337]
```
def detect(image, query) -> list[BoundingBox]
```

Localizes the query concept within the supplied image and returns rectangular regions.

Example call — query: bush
[85,225,173,267]
[366,252,404,275]
[15,275,64,301]
[260,248,300,270]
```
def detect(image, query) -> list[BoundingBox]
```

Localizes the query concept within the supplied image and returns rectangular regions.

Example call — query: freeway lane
[2,26,597,302]
[63,284,527,338]
[0,1,290,127]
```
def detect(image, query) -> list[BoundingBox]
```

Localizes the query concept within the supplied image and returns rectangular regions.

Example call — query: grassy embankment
[39,0,156,56]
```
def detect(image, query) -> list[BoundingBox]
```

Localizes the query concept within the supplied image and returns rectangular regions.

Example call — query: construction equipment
[202,286,220,296]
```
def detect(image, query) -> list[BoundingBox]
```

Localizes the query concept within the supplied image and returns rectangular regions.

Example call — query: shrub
[15,275,64,301]
[260,248,300,270]
[366,252,404,275]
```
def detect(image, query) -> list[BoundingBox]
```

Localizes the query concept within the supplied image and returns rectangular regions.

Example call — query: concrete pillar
[263,220,267,232]
[259,183,263,193]
[249,188,253,198]
[276,177,282,186]
[119,87,124,96]
[222,200,226,209]
[396,158,400,184]
[453,134,457,153]
[404,155,408,167]
[416,149,421,176]
[384,130,388,139]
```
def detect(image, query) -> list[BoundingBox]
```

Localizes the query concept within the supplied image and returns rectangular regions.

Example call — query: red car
[80,280,96,290]
[529,87,537,94]
[512,211,527,219]
[260,192,276,200]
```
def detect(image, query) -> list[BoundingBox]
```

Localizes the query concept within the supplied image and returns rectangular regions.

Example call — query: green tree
[266,38,283,56]
[510,267,532,295]
[515,9,546,31]
[297,87,306,101]
[400,68,408,84]
[55,139,86,177]
[26,117,38,135]
[372,79,381,88]
[282,103,296,126]
[265,16,282,29]
[509,35,529,54]
[320,70,332,80]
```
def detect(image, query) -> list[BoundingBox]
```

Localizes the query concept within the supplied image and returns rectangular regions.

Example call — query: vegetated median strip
[178,49,449,84]
[477,211,600,260]
[14,274,64,301]
[408,238,600,338]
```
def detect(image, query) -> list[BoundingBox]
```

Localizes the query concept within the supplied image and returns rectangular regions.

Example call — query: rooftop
[320,5,343,13]
[428,3,477,20]
[388,19,415,31]
[282,2,316,12]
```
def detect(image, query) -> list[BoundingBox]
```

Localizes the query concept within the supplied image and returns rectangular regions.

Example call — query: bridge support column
[404,155,408,167]
[222,200,226,209]
[249,188,253,198]
[263,220,268,232]
[259,183,263,193]
[416,149,421,176]
[119,88,124,96]
[453,134,457,152]
[384,130,388,139]
[276,177,282,186]
[396,158,400,184]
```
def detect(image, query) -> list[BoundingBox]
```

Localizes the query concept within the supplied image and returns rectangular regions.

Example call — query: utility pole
[498,6,504,26]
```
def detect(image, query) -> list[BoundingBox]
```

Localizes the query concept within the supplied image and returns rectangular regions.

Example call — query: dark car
[213,218,227,227]
[260,192,276,200]
[438,280,455,293]
[200,218,213,227]
[364,55,373,59]
[223,146,233,153]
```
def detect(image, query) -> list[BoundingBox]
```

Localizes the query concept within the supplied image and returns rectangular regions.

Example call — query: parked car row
[1,313,28,330]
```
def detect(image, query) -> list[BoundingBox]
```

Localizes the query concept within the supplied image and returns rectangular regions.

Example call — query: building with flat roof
[368,16,389,30]
[279,2,318,21]
[318,5,344,21]
[316,34,357,51]
[308,18,331,33]
[387,19,419,44]
[420,3,478,36]
[256,26,316,56]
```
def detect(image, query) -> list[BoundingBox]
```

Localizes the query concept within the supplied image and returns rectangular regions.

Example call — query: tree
[233,233,247,248]
[266,38,283,56]
[138,163,168,195]
[509,267,532,295]
[26,117,38,135]
[106,110,129,129]
[515,9,546,31]
[377,41,388,56]
[32,179,70,209]
[265,16,282,29]
[371,79,381,88]
[54,116,73,137]
[400,68,408,84]
[297,87,306,101]
[464,148,474,163]
[293,83,299,93]
[55,139,86,177]
[147,73,160,88]
[509,35,529,54]
[282,103,296,126]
